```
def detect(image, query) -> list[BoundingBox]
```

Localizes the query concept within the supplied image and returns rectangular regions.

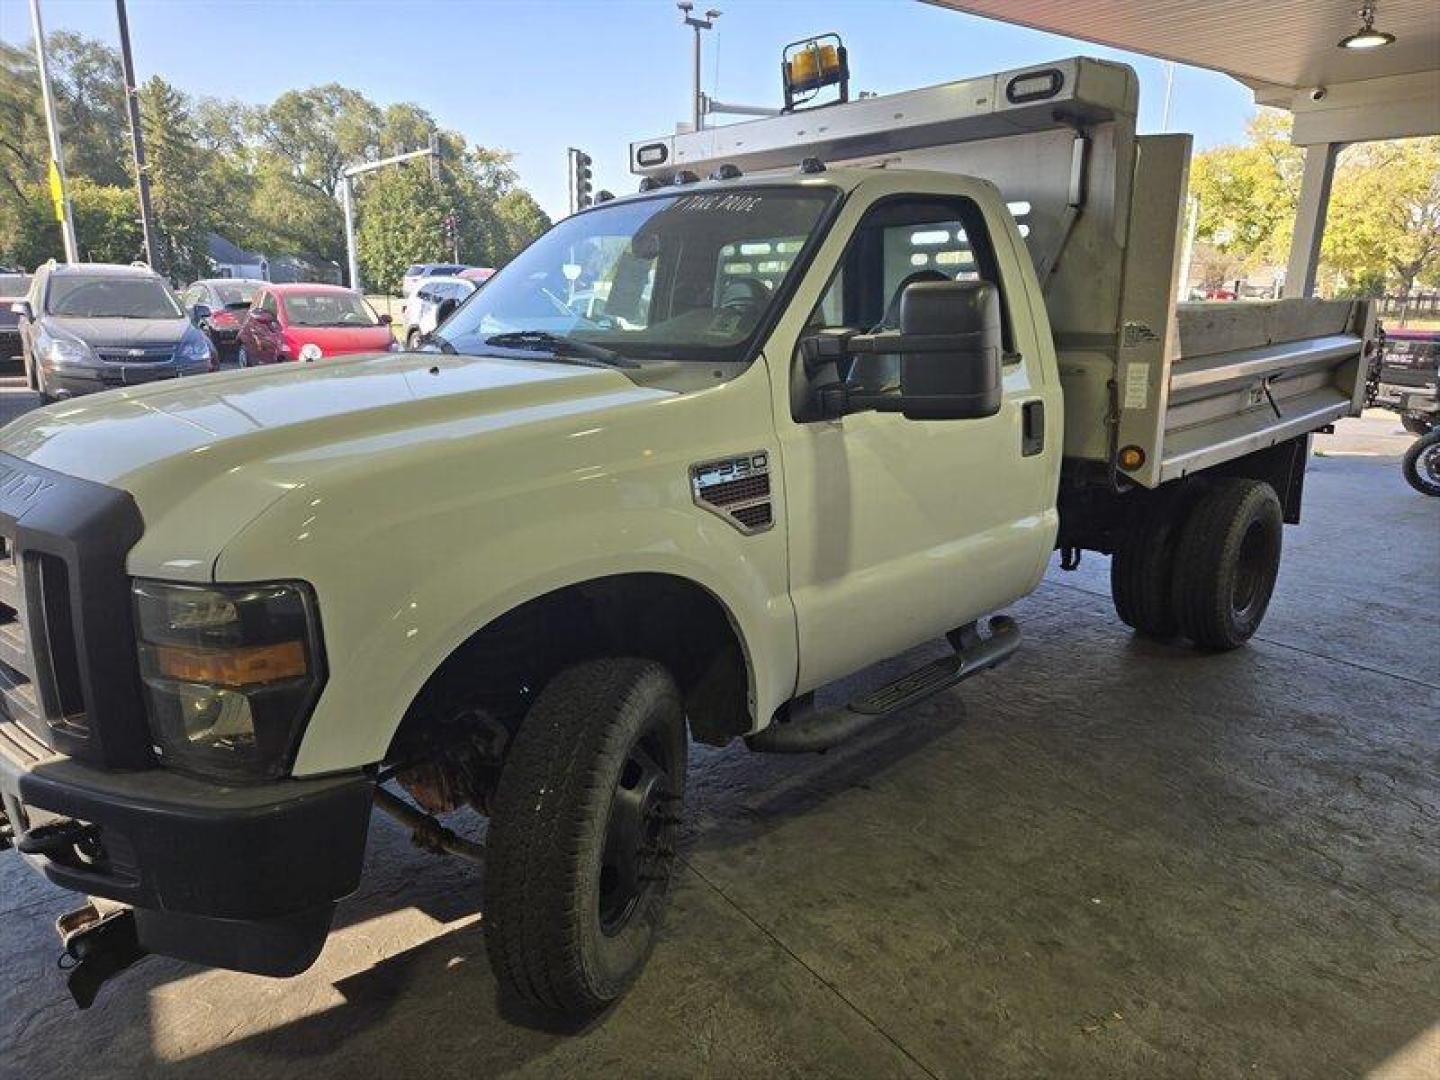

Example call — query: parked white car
[400,262,469,298]
[401,275,478,349]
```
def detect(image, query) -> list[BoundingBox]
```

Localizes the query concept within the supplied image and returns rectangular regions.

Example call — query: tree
[139,76,212,281]
[0,30,552,285]
[1190,114,1440,296]
[1188,111,1304,271]
[356,165,447,291]
[1322,138,1440,296]
[493,189,550,263]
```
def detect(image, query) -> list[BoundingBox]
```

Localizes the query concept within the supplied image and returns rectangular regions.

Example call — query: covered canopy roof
[925,0,1439,143]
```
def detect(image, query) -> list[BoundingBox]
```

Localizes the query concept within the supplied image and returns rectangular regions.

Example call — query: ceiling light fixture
[1337,3,1396,49]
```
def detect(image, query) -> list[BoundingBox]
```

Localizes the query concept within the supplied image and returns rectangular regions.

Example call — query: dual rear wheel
[1111,478,1283,650]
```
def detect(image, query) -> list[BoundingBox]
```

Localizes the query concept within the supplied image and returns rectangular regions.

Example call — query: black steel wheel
[484,658,687,1018]
[1171,479,1283,651]
[1403,430,1440,497]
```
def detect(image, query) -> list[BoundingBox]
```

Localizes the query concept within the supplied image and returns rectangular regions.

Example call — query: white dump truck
[0,56,1370,1017]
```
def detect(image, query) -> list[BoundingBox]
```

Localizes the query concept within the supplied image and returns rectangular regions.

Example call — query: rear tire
[1403,430,1440,497]
[1110,490,1189,638]
[1171,479,1283,651]
[1401,414,1432,436]
[484,658,687,1018]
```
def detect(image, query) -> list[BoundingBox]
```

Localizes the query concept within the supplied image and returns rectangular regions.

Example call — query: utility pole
[115,0,160,272]
[340,144,441,291]
[28,0,78,262]
[677,2,719,132]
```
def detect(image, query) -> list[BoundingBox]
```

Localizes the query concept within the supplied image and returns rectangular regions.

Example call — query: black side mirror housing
[897,280,1003,421]
[435,297,460,325]
[803,280,1005,422]
[191,303,212,322]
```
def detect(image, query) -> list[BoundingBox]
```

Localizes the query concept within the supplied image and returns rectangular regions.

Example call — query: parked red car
[236,283,395,366]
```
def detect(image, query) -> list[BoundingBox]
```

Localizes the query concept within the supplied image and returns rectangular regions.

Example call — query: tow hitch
[55,901,149,1009]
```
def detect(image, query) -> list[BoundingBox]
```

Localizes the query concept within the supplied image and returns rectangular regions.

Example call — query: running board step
[747,616,1020,754]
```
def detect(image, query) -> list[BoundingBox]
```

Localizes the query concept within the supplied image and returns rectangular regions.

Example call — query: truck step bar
[747,616,1020,754]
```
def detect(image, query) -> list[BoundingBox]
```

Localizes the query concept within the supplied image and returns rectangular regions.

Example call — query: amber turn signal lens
[152,641,308,688]
[1118,445,1146,471]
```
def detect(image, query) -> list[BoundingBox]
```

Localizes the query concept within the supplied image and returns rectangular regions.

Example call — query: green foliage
[1190,114,1440,295]
[1322,138,1440,295]
[0,31,551,288]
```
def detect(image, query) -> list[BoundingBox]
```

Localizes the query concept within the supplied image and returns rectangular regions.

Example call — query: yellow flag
[47,159,65,223]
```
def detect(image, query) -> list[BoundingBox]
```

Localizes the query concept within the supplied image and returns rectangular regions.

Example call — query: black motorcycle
[1403,429,1440,497]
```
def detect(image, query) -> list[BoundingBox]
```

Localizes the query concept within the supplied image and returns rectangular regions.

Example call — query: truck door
[776,192,1057,693]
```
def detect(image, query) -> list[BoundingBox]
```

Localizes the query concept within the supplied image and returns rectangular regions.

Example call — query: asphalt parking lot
[0,384,1436,1079]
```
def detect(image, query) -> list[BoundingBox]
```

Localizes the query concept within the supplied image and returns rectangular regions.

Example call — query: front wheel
[484,658,687,1018]
[406,330,422,351]
[1403,430,1440,497]
[1171,479,1283,651]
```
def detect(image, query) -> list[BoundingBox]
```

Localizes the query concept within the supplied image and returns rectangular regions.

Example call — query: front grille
[95,346,173,364]
[0,453,149,767]
[0,537,87,748]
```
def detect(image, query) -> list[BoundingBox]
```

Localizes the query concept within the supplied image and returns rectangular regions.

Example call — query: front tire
[1171,479,1283,651]
[484,658,687,1018]
[1403,430,1440,497]
[1400,414,1433,436]
[406,330,422,351]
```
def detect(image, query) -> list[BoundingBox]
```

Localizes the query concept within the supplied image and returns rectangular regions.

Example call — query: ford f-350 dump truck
[0,56,1371,1017]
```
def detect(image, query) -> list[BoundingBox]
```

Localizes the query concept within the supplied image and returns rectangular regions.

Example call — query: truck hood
[0,351,672,578]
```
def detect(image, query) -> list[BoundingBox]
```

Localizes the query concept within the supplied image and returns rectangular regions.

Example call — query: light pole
[28,0,78,262]
[677,2,720,132]
[339,142,440,291]
[115,0,160,272]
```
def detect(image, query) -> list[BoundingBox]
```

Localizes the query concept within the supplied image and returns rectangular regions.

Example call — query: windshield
[47,276,183,319]
[282,291,379,327]
[214,282,259,307]
[435,186,835,365]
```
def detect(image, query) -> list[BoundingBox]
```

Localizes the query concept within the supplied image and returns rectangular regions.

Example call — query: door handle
[1021,400,1044,457]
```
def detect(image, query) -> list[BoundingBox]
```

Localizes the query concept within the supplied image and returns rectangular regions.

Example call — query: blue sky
[0,0,1258,219]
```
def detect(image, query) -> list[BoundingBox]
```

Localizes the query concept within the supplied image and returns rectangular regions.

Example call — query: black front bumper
[42,361,211,399]
[0,726,373,974]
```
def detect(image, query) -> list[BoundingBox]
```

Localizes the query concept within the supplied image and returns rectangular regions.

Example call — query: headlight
[176,331,213,364]
[299,343,323,362]
[133,580,326,781]
[46,337,95,366]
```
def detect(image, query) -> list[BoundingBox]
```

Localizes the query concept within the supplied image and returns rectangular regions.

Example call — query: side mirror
[191,303,212,322]
[435,297,460,325]
[251,310,274,324]
[897,280,1002,421]
[802,280,1004,421]
[10,300,33,321]
[378,313,392,325]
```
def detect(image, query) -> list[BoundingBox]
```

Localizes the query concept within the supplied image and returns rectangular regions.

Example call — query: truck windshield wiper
[483,331,639,369]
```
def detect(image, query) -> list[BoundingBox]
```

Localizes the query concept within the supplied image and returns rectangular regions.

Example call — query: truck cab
[0,56,1371,1021]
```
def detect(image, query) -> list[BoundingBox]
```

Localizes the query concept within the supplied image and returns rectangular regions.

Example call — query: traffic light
[569,147,594,212]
